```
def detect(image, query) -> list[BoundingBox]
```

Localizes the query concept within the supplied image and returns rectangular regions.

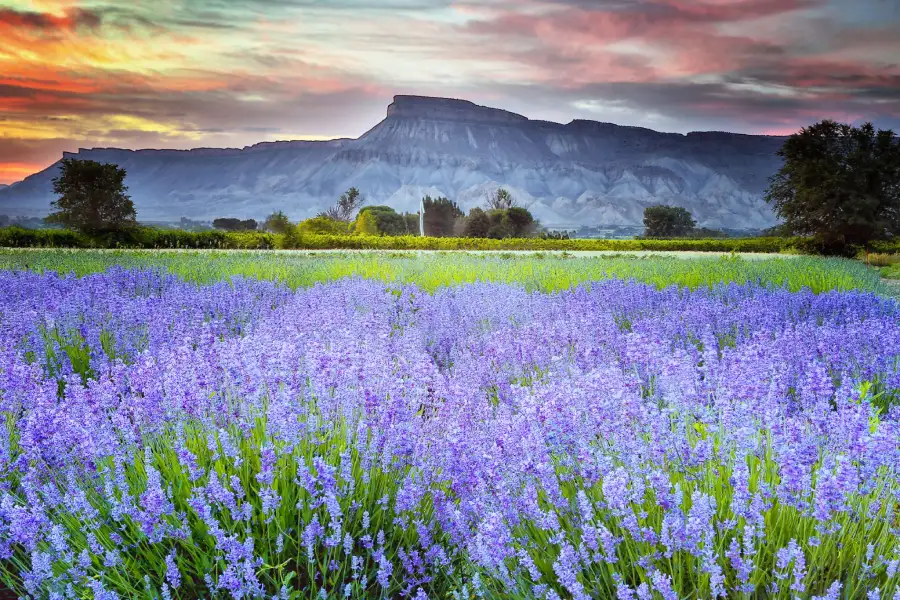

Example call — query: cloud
[0,6,102,32]
[0,0,898,183]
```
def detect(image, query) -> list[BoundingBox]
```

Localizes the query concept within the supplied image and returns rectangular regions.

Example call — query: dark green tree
[263,211,292,234]
[213,218,257,231]
[46,158,136,233]
[765,120,900,252]
[423,196,463,237]
[643,205,696,238]
[354,206,406,236]
[505,207,535,237]
[463,208,491,237]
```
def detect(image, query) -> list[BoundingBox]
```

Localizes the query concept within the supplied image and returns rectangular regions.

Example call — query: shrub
[299,217,352,236]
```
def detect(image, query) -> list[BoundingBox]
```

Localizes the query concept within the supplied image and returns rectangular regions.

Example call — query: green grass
[0,248,887,294]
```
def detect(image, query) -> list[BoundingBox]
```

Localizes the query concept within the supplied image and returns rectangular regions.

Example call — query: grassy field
[0,248,887,294]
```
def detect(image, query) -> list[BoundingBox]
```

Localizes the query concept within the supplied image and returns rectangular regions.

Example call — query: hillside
[0,95,785,229]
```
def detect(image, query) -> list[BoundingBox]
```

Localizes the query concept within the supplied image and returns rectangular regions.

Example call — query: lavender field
[0,252,898,599]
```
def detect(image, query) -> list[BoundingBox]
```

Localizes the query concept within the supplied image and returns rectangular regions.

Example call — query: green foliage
[486,210,513,239]
[0,226,278,249]
[298,217,351,236]
[0,249,885,295]
[213,217,258,231]
[354,210,379,235]
[504,207,535,236]
[766,120,900,252]
[477,207,536,239]
[463,208,491,238]
[263,211,292,234]
[423,196,463,237]
[0,226,836,254]
[46,158,137,233]
[643,205,697,238]
[402,212,420,235]
[354,206,407,236]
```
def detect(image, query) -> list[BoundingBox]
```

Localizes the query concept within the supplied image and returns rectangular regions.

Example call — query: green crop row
[0,226,830,253]
[0,249,887,295]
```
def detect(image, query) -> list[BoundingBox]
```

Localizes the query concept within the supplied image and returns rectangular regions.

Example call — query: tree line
[37,118,900,253]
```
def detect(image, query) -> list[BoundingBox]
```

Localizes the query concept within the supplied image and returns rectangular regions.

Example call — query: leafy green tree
[487,214,514,239]
[263,211,292,234]
[354,206,406,236]
[46,158,136,233]
[463,208,491,238]
[321,187,365,222]
[643,205,696,238]
[765,120,900,252]
[423,196,463,237]
[213,218,257,231]
[505,207,535,237]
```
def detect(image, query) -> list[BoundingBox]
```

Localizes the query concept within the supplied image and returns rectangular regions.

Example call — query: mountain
[0,95,786,229]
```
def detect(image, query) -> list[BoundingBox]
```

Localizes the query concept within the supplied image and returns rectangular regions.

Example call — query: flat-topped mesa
[386,95,528,125]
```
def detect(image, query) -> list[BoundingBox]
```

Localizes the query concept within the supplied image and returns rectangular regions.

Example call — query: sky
[1,0,899,184]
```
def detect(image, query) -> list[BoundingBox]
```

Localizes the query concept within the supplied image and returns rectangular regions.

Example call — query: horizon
[2,0,899,184]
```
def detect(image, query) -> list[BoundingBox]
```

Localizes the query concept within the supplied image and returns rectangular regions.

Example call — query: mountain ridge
[0,95,786,229]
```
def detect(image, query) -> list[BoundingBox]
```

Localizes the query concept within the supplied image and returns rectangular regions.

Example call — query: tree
[213,218,257,231]
[263,211,292,234]
[354,206,406,236]
[486,188,516,210]
[643,205,696,238]
[463,208,491,238]
[321,187,365,222]
[505,207,535,237]
[45,158,136,233]
[423,196,463,237]
[402,212,420,235]
[765,120,900,252]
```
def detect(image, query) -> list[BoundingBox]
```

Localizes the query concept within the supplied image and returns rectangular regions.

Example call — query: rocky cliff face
[0,95,784,228]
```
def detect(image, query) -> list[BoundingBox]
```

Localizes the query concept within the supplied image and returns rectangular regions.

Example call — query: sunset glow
[1,0,898,183]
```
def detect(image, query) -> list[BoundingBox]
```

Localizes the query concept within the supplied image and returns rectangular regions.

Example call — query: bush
[299,217,352,236]
[0,226,840,254]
